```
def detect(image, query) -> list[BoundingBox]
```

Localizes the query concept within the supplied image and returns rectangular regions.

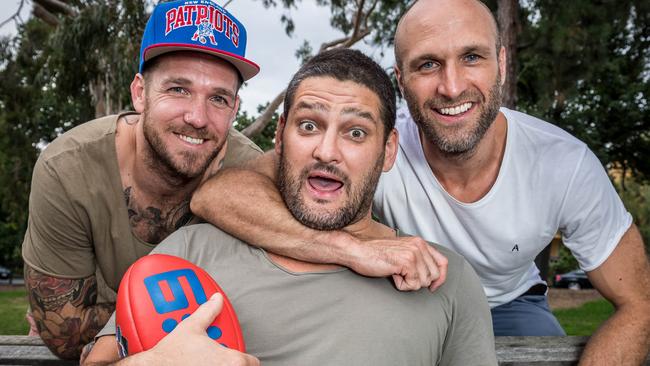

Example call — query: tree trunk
[497,0,519,109]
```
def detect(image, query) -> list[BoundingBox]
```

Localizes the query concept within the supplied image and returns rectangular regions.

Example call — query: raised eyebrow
[295,100,329,112]
[341,107,377,125]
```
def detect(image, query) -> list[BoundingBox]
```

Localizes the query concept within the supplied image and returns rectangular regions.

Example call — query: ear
[382,128,399,172]
[498,46,507,87]
[394,65,405,96]
[130,74,146,113]
[274,114,287,156]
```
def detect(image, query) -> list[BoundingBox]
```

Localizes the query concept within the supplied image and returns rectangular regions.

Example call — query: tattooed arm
[25,264,115,360]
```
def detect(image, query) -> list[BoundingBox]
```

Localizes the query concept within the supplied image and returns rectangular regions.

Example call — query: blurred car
[0,265,11,280]
[553,269,592,290]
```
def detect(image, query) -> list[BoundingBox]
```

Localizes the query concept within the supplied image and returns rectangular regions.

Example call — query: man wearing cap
[21,0,260,360]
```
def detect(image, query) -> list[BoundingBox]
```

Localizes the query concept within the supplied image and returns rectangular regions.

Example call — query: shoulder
[223,127,263,168]
[503,108,597,176]
[153,223,250,264]
[503,108,588,153]
[39,114,120,163]
[428,242,484,298]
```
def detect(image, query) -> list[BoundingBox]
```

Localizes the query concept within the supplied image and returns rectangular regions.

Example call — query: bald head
[394,0,501,70]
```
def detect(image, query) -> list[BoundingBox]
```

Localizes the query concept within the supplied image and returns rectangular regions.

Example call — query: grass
[553,299,614,336]
[0,288,30,335]
[0,288,613,336]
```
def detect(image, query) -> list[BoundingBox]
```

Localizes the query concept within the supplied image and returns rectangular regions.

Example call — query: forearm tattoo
[25,265,115,360]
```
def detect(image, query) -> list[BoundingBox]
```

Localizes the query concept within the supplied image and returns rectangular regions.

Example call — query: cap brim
[144,44,260,81]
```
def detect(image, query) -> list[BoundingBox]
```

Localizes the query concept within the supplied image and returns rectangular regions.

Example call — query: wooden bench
[1,335,648,365]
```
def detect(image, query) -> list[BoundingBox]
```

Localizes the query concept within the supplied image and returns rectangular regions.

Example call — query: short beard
[141,104,223,183]
[404,73,502,159]
[277,150,384,231]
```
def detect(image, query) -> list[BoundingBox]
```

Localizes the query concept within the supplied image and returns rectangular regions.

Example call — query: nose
[183,98,210,129]
[313,129,342,164]
[437,63,467,100]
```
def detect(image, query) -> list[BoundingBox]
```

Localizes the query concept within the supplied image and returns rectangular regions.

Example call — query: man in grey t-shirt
[85,49,496,366]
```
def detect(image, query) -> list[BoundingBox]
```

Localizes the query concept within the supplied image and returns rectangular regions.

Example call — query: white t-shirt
[373,106,632,307]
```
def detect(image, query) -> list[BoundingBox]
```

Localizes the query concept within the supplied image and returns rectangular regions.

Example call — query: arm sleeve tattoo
[25,264,115,360]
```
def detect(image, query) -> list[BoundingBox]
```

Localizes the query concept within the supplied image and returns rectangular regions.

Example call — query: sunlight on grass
[553,299,614,336]
[0,289,30,335]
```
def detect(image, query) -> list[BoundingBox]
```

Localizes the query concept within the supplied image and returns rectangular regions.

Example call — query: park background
[0,0,648,336]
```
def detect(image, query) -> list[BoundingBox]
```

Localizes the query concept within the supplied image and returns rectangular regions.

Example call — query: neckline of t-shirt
[405,107,514,209]
[258,248,350,276]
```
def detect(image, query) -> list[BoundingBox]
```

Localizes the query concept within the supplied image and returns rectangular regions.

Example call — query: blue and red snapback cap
[139,0,260,80]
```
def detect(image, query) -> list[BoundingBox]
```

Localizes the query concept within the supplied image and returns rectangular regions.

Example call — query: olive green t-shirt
[22,113,262,303]
[99,224,498,365]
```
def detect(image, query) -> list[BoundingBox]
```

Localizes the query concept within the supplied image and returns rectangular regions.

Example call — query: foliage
[617,178,650,254]
[517,0,650,181]
[549,245,579,276]
[553,299,614,336]
[0,289,30,335]
[234,103,279,152]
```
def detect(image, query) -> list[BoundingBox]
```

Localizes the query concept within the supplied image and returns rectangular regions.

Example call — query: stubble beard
[404,73,502,159]
[277,148,385,231]
[141,104,224,183]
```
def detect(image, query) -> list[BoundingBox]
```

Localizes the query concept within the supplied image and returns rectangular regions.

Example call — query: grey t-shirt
[100,224,497,365]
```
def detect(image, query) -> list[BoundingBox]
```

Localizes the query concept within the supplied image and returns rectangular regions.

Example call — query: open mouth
[307,172,344,193]
[176,133,205,145]
[435,102,473,116]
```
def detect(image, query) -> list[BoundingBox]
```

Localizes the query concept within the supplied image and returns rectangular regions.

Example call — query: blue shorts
[491,295,566,336]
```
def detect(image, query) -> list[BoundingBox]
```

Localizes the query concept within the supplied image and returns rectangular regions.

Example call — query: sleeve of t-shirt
[222,127,263,168]
[439,259,498,366]
[95,230,190,340]
[558,147,632,271]
[21,156,95,278]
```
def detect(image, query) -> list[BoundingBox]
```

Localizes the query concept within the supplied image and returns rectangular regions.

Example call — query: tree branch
[0,0,25,29]
[242,90,285,138]
[350,0,366,43]
[245,1,375,139]
[33,0,77,17]
[33,3,60,27]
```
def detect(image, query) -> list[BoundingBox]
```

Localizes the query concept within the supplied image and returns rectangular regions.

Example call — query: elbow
[42,336,83,360]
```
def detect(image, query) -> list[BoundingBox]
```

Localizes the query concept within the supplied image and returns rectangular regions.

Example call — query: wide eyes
[348,128,367,140]
[297,121,367,141]
[298,121,317,132]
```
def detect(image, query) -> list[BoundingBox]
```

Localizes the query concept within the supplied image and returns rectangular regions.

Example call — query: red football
[115,254,245,357]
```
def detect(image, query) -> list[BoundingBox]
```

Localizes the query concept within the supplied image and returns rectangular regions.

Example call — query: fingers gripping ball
[115,254,245,357]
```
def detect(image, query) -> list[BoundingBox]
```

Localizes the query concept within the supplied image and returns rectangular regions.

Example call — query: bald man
[191,0,650,364]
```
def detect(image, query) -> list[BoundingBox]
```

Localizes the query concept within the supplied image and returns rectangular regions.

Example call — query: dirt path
[547,288,603,310]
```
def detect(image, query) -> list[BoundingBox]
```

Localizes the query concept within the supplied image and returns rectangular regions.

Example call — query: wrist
[316,230,362,269]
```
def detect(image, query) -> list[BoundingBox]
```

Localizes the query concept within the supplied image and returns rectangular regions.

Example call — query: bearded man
[85,48,496,366]
[21,0,261,360]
